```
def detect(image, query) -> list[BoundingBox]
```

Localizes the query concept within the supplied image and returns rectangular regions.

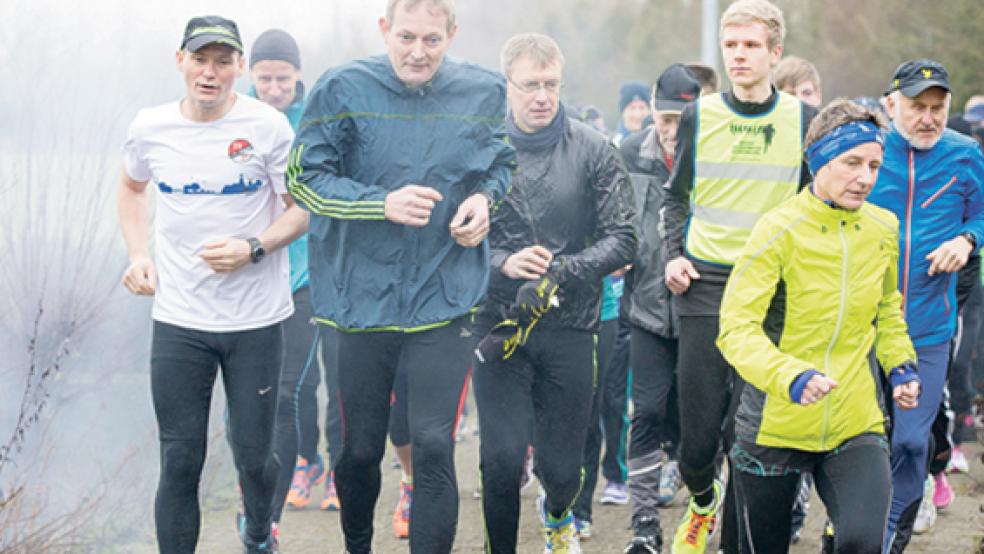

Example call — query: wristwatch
[247,237,265,263]
[959,232,977,249]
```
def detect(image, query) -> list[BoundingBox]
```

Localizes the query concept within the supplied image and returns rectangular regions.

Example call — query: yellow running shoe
[543,515,581,554]
[671,480,722,553]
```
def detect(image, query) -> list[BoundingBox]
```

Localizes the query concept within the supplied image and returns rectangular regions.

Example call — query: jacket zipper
[901,149,915,317]
[821,220,849,450]
[401,88,427,320]
[920,176,957,209]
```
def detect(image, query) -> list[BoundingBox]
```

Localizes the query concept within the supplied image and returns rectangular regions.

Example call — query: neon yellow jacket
[717,190,917,452]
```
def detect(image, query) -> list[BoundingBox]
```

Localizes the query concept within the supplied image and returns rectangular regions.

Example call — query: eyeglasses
[508,77,563,95]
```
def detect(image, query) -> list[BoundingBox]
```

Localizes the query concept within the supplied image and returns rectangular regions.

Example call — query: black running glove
[514,274,560,322]
[475,318,525,363]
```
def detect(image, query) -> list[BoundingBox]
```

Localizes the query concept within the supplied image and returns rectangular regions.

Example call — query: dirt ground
[180,428,983,554]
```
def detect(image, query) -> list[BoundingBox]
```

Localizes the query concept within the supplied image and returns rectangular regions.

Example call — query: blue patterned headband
[807,120,885,176]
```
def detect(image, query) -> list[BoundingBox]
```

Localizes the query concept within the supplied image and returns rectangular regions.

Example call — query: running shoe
[656,461,681,506]
[242,534,279,554]
[235,485,245,539]
[947,444,970,474]
[820,522,835,554]
[392,480,412,539]
[624,515,662,553]
[540,501,581,554]
[520,446,536,492]
[933,472,954,510]
[624,535,661,554]
[574,518,592,541]
[286,455,326,509]
[914,475,937,534]
[320,472,341,511]
[239,514,279,553]
[601,481,629,505]
[671,480,722,554]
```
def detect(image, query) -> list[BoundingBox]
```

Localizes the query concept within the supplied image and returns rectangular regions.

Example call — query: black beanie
[250,29,301,69]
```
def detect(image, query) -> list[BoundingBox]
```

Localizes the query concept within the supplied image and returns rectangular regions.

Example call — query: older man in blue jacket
[287,1,514,552]
[867,59,984,552]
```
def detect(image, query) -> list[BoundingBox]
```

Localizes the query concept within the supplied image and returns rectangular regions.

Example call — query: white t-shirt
[123,94,295,332]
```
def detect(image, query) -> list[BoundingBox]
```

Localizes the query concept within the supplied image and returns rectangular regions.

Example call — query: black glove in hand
[475,319,524,363]
[514,274,560,321]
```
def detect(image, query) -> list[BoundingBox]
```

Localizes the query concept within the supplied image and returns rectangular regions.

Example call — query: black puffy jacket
[619,128,677,338]
[483,117,637,332]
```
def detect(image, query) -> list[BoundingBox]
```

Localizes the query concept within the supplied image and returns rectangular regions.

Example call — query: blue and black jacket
[868,126,984,347]
[288,55,515,331]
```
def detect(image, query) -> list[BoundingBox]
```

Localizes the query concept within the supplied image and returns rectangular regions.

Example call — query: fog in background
[1,0,980,549]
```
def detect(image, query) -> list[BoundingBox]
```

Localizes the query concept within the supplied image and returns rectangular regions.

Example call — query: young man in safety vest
[661,0,816,551]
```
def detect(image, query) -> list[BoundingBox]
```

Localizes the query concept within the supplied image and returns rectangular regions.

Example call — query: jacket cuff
[889,362,920,389]
[788,369,822,404]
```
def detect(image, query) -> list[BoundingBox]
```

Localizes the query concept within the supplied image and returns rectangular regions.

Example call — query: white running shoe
[913,476,936,534]
[947,445,970,474]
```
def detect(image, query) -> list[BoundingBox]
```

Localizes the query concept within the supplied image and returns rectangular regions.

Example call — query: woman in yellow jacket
[716,98,922,554]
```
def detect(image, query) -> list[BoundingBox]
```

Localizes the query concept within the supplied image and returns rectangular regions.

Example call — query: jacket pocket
[920,176,957,209]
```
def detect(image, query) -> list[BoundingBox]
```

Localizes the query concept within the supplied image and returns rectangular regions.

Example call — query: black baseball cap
[886,59,950,98]
[654,64,701,112]
[180,15,244,53]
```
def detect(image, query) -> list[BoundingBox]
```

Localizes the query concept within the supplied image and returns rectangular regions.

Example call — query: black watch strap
[247,237,265,263]
[960,232,977,249]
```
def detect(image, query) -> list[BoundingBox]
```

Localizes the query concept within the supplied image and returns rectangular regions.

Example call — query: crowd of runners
[116,0,984,553]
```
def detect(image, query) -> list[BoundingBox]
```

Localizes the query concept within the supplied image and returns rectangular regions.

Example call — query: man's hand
[502,246,553,280]
[893,381,921,410]
[449,193,490,247]
[799,374,838,406]
[384,185,443,227]
[665,256,700,295]
[926,235,973,276]
[122,254,157,295]
[199,238,252,274]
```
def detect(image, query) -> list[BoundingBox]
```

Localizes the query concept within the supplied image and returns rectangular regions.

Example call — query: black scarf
[506,103,568,153]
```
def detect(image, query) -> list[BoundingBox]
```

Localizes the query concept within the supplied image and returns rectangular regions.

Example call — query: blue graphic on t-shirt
[157,174,263,195]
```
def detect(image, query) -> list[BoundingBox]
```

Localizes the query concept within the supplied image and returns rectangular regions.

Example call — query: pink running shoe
[933,472,954,510]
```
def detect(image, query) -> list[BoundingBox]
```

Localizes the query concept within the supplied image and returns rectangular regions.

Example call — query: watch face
[249,238,264,262]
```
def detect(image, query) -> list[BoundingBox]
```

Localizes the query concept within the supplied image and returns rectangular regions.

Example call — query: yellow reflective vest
[717,190,917,452]
[687,92,802,266]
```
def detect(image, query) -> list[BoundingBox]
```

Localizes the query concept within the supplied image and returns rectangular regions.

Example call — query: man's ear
[379,16,390,40]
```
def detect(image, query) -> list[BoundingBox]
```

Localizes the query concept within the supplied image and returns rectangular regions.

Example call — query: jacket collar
[375,54,452,97]
[799,188,864,224]
[639,127,664,161]
[246,81,306,129]
[885,123,913,153]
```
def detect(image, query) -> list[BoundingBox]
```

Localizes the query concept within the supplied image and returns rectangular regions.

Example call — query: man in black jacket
[620,63,702,554]
[473,32,637,554]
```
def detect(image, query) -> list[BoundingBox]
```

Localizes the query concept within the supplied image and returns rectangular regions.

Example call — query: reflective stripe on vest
[687,92,803,265]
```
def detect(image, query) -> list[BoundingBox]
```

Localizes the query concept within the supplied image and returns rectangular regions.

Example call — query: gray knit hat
[250,29,301,69]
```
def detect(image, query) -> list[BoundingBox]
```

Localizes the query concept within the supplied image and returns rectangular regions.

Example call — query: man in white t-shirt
[117,15,308,554]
